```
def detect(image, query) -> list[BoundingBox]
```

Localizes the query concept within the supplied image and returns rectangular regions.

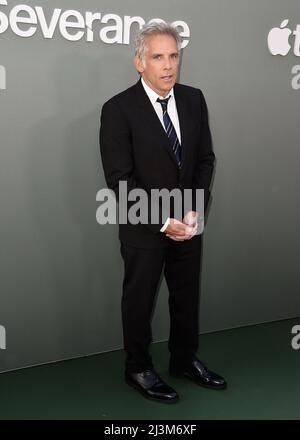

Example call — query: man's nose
[163,58,172,69]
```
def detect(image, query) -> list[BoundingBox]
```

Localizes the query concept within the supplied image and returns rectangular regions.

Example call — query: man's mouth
[161,75,173,81]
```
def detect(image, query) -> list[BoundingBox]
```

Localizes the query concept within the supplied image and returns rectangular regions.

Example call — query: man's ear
[134,56,144,74]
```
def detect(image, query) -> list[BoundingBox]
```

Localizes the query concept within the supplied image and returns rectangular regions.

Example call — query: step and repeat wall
[0,0,299,372]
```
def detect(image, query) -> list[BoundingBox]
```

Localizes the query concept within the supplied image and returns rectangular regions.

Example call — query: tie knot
[157,96,170,110]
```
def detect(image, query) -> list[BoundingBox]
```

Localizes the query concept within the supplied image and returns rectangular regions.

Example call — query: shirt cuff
[160,217,170,233]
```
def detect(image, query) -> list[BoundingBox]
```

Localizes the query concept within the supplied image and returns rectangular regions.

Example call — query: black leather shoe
[125,369,179,403]
[169,358,227,390]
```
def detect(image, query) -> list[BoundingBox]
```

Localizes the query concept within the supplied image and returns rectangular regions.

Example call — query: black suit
[100,79,215,372]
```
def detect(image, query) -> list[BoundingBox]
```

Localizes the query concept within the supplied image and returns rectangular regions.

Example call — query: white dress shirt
[141,78,181,144]
[141,78,182,232]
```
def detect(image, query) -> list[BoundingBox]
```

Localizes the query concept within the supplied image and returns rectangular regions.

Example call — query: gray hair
[134,22,182,63]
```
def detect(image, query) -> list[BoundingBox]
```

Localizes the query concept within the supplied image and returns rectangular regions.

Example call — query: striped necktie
[157,97,181,168]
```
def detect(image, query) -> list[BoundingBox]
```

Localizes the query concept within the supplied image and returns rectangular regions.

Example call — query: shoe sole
[125,378,179,404]
[169,371,227,390]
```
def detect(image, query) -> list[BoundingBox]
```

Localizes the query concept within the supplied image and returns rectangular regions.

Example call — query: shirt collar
[141,78,174,105]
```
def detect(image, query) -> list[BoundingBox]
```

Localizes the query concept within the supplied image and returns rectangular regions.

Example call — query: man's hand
[165,218,195,241]
[183,211,199,239]
[183,211,199,228]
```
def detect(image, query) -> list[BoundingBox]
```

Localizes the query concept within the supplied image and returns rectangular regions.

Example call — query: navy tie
[157,97,182,168]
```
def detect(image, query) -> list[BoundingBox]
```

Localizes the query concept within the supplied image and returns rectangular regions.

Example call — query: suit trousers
[120,234,202,373]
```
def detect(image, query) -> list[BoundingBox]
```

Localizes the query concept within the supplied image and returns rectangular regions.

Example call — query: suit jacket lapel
[174,84,190,172]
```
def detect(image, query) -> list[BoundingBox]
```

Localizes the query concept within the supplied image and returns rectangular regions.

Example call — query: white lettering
[100,13,123,44]
[293,25,300,56]
[291,325,300,350]
[118,181,128,225]
[104,425,138,437]
[9,4,37,38]
[85,11,101,42]
[123,15,145,45]
[151,188,182,224]
[172,20,191,49]
[35,7,61,39]
[59,10,85,42]
[0,2,191,47]
[0,65,6,90]
[291,65,300,90]
[148,17,166,25]
[0,0,8,34]
[128,189,149,224]
[0,325,6,350]
[96,189,117,224]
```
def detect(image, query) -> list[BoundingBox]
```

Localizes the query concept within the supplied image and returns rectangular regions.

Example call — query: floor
[0,318,299,420]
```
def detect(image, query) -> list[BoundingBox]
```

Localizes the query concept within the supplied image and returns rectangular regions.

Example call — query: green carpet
[0,318,299,420]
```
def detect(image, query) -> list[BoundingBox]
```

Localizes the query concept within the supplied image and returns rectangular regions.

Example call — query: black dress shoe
[169,358,227,390]
[125,369,179,403]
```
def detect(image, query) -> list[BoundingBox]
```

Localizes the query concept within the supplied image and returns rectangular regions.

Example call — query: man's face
[135,34,180,97]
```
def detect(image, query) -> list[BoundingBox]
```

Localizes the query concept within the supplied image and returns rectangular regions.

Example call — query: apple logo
[268,19,292,56]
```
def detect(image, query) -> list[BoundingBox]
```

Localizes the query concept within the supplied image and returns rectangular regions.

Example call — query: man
[100,22,226,403]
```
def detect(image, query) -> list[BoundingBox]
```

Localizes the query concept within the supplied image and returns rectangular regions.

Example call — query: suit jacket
[99,79,215,248]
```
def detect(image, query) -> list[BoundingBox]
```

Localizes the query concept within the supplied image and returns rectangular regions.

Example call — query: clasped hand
[165,211,199,242]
